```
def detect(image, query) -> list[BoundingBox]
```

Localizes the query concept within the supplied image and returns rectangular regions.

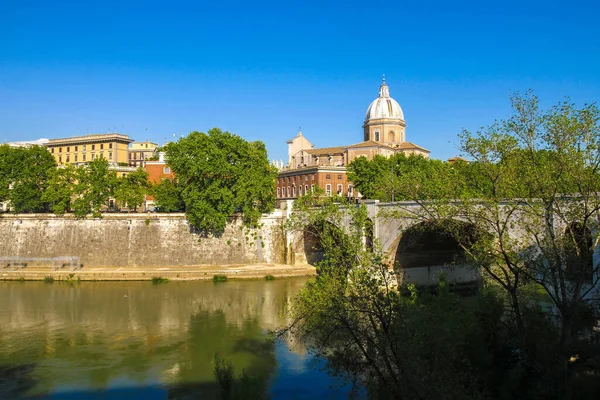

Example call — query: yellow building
[128,140,159,167]
[45,133,133,166]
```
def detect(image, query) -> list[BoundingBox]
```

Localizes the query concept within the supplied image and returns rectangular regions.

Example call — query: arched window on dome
[374,131,380,141]
[389,131,395,143]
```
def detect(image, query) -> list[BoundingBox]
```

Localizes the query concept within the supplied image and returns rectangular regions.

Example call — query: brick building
[276,78,429,201]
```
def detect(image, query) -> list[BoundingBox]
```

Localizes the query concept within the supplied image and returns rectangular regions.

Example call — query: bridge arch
[564,221,593,282]
[302,220,347,266]
[365,217,374,252]
[392,219,483,290]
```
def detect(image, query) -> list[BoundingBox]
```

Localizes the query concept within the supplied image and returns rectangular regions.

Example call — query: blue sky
[1,0,599,161]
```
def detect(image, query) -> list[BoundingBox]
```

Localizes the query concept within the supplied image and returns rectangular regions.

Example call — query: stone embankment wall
[0,212,286,267]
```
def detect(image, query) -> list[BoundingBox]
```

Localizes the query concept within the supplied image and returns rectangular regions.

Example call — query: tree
[289,93,600,399]
[0,145,56,213]
[0,145,17,204]
[42,165,77,214]
[114,168,150,211]
[395,91,600,399]
[165,128,277,234]
[284,192,539,400]
[348,153,467,202]
[73,158,117,217]
[152,178,185,212]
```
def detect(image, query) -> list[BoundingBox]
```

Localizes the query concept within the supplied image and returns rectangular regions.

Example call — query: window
[311,184,315,192]
[305,175,308,181]
[109,143,113,149]
[337,184,343,194]
[75,146,78,152]
[91,153,95,160]
[348,185,353,195]
[326,174,331,180]
[66,146,70,152]
[100,144,104,150]
[298,186,302,196]
[91,144,95,150]
[82,145,86,151]
[83,154,86,161]
[163,167,170,174]
[375,131,380,141]
[59,147,62,153]
[74,154,78,162]
[288,186,291,197]
[283,187,286,197]
[277,187,280,198]
[312,174,315,180]
[305,185,309,194]
[108,152,112,159]
[326,184,332,195]
[338,175,342,180]
[129,153,132,160]
[292,186,296,196]
[58,156,62,163]
[51,148,54,153]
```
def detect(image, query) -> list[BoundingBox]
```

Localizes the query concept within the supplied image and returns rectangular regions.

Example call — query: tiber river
[0,279,353,399]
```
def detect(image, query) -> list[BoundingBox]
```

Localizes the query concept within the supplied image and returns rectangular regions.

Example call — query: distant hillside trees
[165,128,278,234]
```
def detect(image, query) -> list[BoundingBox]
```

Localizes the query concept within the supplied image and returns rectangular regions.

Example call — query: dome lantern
[363,76,407,143]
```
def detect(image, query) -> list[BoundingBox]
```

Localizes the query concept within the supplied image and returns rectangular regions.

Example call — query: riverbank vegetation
[164,128,278,234]
[1,128,277,236]
[0,153,152,216]
[213,275,228,283]
[288,92,600,399]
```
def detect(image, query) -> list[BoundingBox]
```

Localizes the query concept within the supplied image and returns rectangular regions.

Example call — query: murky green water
[0,279,350,399]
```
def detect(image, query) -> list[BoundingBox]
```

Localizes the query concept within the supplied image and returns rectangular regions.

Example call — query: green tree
[0,145,17,204]
[285,193,535,399]
[165,128,277,233]
[152,178,185,212]
[73,157,117,217]
[396,91,600,399]
[114,168,150,211]
[0,145,56,213]
[348,153,467,202]
[41,165,77,214]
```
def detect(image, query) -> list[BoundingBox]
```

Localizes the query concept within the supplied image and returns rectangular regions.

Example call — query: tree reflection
[169,309,276,399]
[0,280,293,399]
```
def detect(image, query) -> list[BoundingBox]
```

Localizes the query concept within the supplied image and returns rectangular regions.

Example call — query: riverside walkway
[0,263,316,281]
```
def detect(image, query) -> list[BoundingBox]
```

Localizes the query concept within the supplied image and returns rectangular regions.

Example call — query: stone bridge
[288,199,599,290]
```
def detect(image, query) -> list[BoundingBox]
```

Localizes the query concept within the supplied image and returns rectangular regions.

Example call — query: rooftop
[47,133,134,145]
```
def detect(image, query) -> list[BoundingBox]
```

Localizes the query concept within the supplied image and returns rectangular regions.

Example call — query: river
[0,279,352,399]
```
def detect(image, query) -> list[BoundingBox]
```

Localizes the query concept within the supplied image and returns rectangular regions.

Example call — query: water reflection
[0,279,329,399]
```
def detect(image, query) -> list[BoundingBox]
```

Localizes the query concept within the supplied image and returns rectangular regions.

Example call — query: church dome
[364,78,404,122]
